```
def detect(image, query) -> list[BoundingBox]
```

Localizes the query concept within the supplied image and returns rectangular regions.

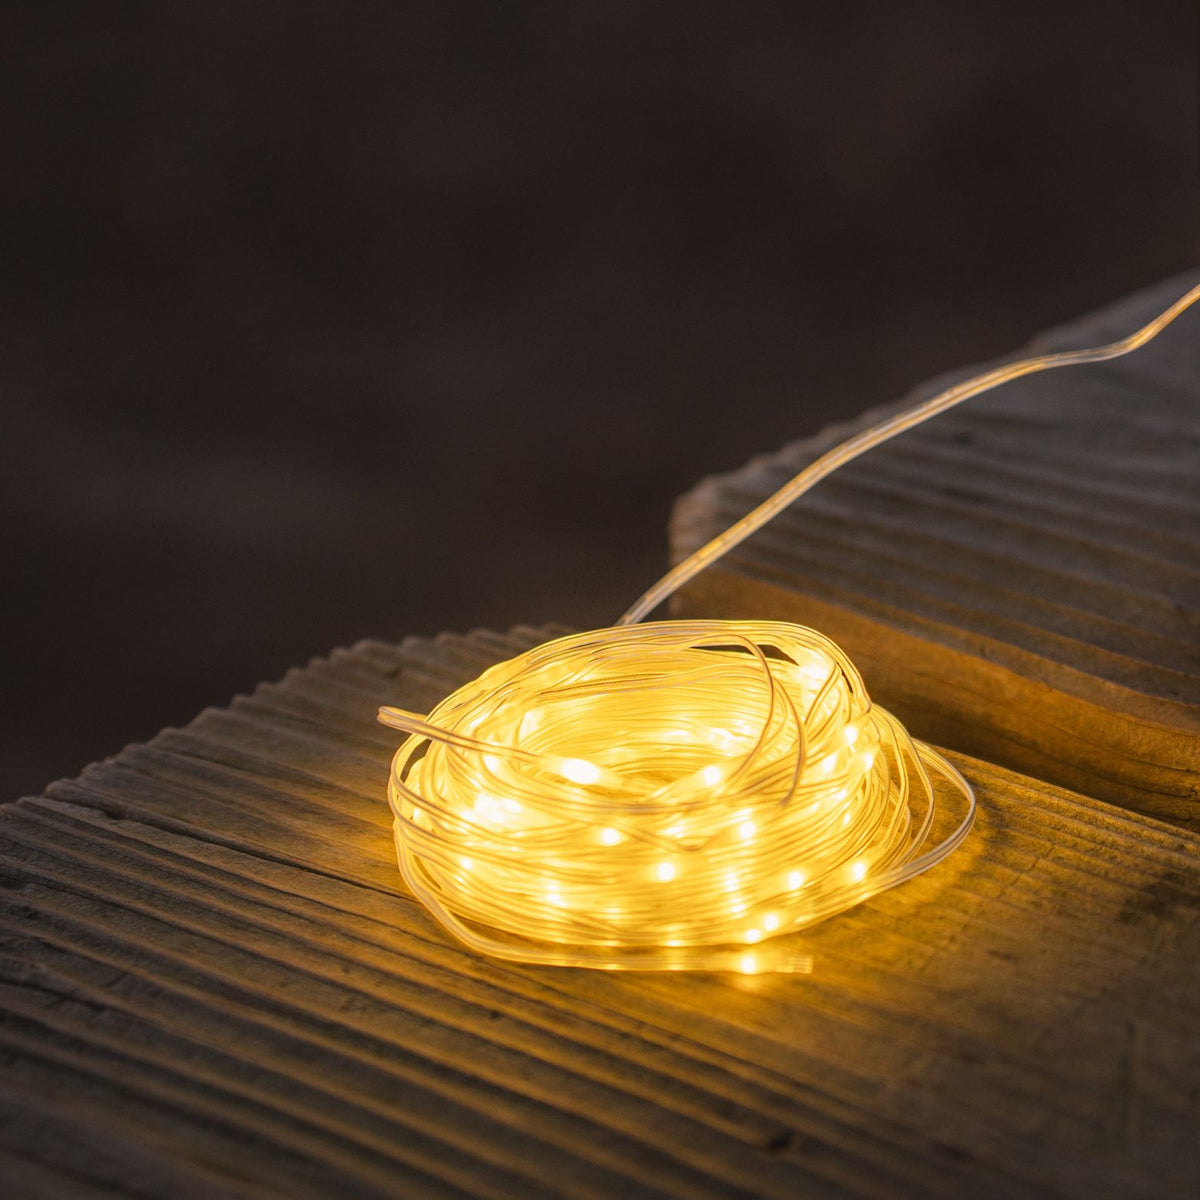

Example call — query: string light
[380,282,1200,973]
[381,621,972,972]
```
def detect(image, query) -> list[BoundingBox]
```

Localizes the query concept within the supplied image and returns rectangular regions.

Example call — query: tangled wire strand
[383,620,973,972]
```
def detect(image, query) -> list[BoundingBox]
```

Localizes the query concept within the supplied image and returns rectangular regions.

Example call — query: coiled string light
[381,283,1200,973]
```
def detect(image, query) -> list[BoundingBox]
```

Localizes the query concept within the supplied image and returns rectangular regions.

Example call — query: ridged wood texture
[2,626,1199,1198]
[670,272,1200,826]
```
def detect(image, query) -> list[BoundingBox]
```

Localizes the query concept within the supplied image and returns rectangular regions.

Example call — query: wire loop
[382,620,974,972]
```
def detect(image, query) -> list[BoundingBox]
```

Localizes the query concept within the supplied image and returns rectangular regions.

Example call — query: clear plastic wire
[380,282,1200,973]
[620,282,1200,624]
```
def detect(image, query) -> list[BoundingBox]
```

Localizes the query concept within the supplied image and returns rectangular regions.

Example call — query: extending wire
[620,282,1200,624]
[380,280,1200,973]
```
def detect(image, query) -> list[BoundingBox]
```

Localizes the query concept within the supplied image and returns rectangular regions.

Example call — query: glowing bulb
[739,953,760,975]
[763,913,780,932]
[561,758,601,785]
[474,793,505,823]
[656,861,677,882]
[599,826,622,846]
[700,764,723,786]
[744,929,763,943]
[708,728,735,751]
[850,861,867,883]
[793,659,831,691]
[787,869,805,890]
[737,819,757,841]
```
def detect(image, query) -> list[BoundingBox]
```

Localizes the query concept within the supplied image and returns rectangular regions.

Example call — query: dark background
[2,2,1197,801]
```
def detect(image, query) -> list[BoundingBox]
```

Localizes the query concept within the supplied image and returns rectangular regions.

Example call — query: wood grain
[670,272,1200,824]
[2,626,1198,1198]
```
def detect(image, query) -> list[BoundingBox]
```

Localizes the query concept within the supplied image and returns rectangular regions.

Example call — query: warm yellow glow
[378,283,1200,974]
[380,619,974,973]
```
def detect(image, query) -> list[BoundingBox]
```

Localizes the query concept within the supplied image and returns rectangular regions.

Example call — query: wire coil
[381,620,973,972]
[380,281,1200,973]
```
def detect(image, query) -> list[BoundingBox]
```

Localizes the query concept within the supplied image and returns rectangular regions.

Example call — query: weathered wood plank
[2,627,1198,1197]
[670,272,1200,824]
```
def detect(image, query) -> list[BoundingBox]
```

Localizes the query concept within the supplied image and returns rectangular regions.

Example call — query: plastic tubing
[381,282,1200,973]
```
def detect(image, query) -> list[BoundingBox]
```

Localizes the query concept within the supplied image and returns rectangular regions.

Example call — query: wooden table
[4,277,1199,1197]
[2,624,1198,1198]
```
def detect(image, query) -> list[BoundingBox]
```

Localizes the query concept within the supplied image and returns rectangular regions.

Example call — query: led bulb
[560,758,601,785]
